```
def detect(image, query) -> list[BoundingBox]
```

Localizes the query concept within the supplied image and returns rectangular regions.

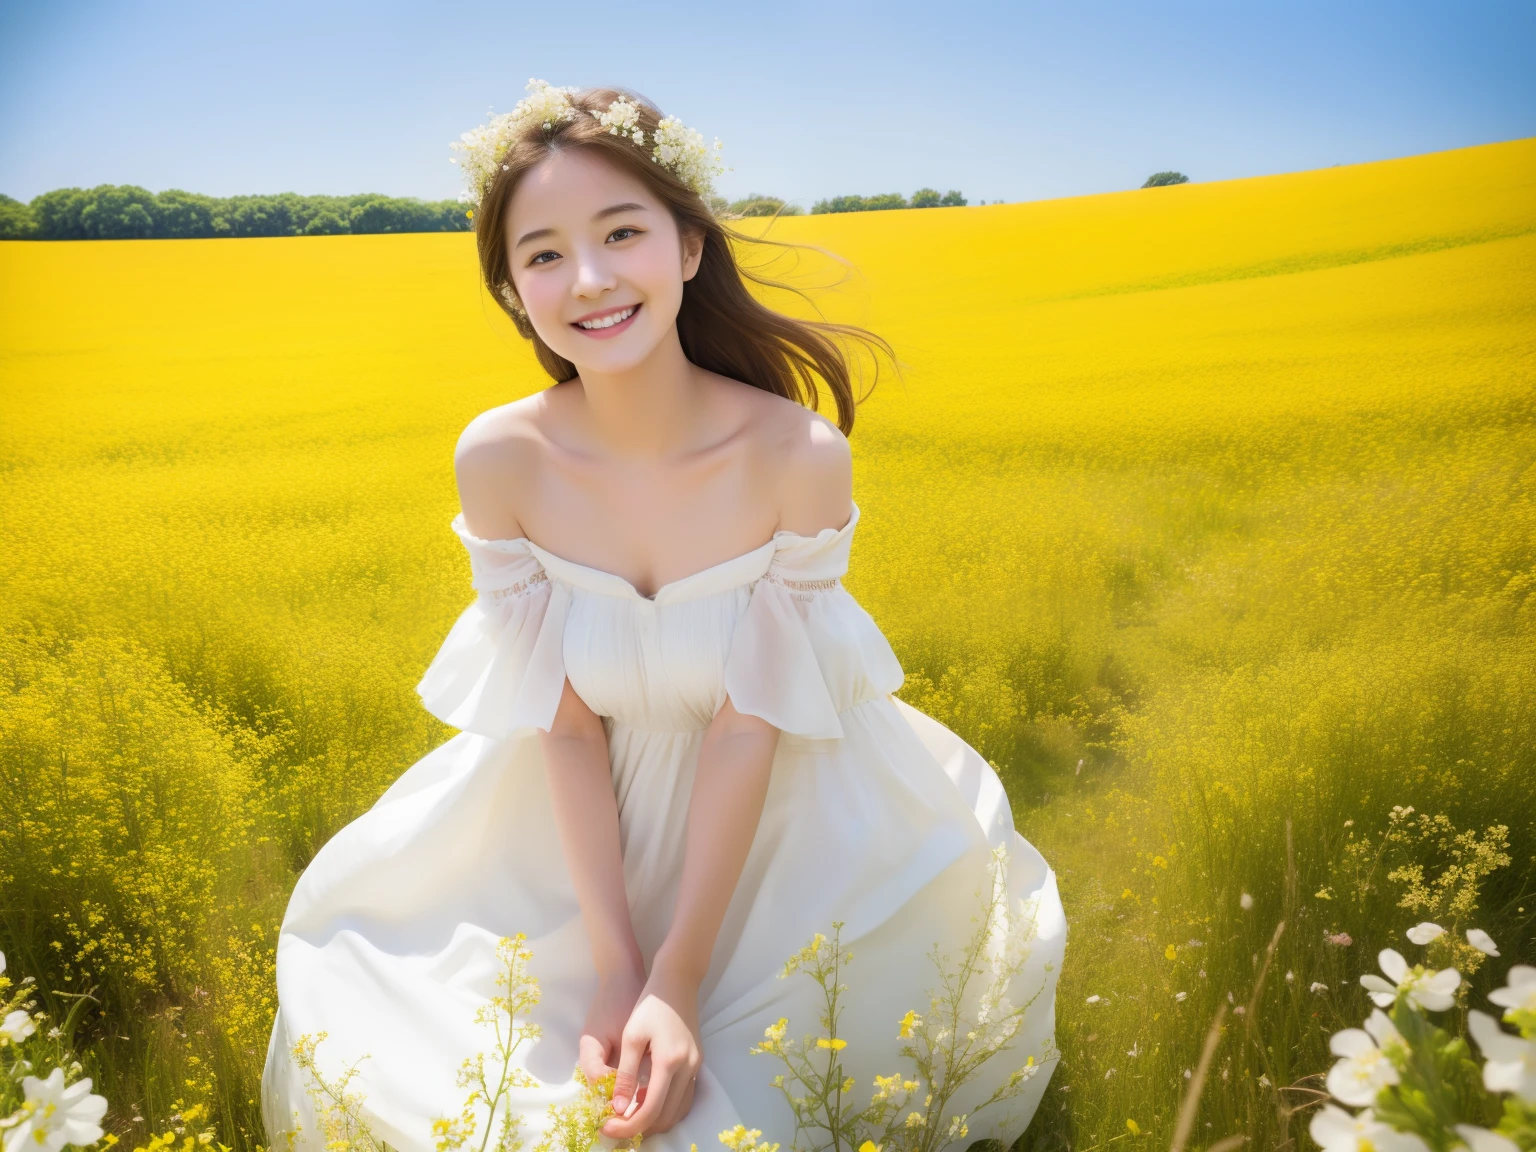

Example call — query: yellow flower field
[1,135,1532,1151]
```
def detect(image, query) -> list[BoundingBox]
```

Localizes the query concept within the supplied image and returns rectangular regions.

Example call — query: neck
[570,327,704,459]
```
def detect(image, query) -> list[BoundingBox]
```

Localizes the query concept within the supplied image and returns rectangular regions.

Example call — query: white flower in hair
[449,78,578,205]
[650,114,725,199]
[593,97,645,146]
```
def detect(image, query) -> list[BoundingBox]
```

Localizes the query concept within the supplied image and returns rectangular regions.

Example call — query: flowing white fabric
[262,501,1066,1152]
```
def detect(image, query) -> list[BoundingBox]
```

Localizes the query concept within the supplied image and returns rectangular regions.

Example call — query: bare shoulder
[726,382,852,536]
[453,390,558,540]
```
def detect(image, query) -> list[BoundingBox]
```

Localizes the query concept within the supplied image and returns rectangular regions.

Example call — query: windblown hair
[471,86,892,436]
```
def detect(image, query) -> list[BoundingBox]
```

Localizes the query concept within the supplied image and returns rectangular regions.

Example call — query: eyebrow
[514,202,650,249]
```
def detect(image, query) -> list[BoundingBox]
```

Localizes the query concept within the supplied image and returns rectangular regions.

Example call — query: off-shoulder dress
[261,501,1065,1152]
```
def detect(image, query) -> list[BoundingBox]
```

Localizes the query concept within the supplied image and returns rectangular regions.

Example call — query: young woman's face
[505,147,704,374]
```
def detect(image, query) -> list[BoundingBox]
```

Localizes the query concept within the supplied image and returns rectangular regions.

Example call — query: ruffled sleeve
[723,504,904,739]
[415,514,571,740]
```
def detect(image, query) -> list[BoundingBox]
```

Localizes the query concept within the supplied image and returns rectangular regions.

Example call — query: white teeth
[578,306,636,330]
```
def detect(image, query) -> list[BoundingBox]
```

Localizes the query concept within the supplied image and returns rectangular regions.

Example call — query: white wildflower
[1,1010,35,1045]
[1405,922,1444,945]
[448,78,578,204]
[592,97,644,143]
[1360,948,1460,1012]
[1308,1104,1430,1152]
[1240,892,1254,911]
[1467,1009,1536,1101]
[1453,1124,1521,1152]
[0,951,5,974]
[1466,929,1499,956]
[1311,982,1330,994]
[1085,995,1101,1005]
[650,115,725,199]
[1325,1009,1405,1106]
[1,1067,108,1152]
[1489,965,1536,1018]
[1175,991,1188,1002]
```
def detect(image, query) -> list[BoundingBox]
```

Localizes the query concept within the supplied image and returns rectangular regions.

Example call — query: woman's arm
[538,677,649,1083]
[601,697,780,1138]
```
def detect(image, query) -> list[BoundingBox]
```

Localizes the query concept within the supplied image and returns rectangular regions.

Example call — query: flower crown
[449,79,725,209]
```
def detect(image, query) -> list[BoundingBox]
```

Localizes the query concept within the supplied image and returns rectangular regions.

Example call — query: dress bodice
[416,501,906,738]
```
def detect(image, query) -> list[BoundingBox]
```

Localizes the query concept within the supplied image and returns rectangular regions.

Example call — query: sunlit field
[1,136,1533,1152]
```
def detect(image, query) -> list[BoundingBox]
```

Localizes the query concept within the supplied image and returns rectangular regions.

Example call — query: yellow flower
[816,1037,847,1050]
[897,1009,919,1038]
[1164,944,1178,961]
[904,1112,927,1129]
[752,1016,789,1054]
[1126,1118,1142,1136]
[859,1142,882,1152]
[1121,889,1133,899]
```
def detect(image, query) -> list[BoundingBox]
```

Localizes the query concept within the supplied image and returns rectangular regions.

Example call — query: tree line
[712,189,968,217]
[0,181,994,241]
[0,185,473,240]
[812,188,967,213]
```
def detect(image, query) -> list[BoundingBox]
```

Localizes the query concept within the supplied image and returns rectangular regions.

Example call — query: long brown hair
[471,86,892,436]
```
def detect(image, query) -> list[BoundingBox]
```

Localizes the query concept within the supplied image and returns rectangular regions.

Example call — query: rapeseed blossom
[2,135,1532,1150]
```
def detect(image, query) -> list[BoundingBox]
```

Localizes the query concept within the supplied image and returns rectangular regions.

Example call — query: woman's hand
[578,965,648,1089]
[600,965,703,1139]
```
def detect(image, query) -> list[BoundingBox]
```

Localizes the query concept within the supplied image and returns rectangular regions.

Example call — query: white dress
[261,501,1066,1152]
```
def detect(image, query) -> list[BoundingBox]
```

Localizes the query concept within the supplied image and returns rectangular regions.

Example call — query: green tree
[0,194,37,238]
[811,192,910,214]
[78,184,160,238]
[303,209,349,236]
[155,189,218,238]
[939,189,967,206]
[911,188,942,208]
[726,193,803,217]
[1141,170,1190,188]
[8,184,475,240]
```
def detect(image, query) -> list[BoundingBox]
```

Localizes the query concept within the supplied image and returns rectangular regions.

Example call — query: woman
[262,81,1065,1152]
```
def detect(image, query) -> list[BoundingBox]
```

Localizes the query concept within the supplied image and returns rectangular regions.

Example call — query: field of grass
[1,135,1533,1152]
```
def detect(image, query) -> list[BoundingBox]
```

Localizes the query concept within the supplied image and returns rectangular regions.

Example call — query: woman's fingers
[655,1069,697,1132]
[576,1032,612,1087]
[609,1028,647,1115]
[620,1054,674,1135]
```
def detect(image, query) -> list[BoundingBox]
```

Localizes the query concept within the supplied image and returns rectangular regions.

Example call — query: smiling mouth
[573,304,640,334]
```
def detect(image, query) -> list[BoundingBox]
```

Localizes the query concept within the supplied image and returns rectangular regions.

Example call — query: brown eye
[529,250,559,265]
[607,227,640,242]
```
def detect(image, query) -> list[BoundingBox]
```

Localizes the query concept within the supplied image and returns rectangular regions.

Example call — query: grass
[1,134,1533,1152]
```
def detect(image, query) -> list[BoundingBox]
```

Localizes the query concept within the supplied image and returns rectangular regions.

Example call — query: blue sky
[2,0,1532,208]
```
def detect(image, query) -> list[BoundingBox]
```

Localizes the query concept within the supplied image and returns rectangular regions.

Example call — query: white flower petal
[1466,928,1499,956]
[1454,1125,1520,1152]
[1329,1029,1375,1059]
[1467,1009,1536,1100]
[1364,1009,1405,1051]
[1379,948,1408,982]
[1488,965,1536,1014]
[1405,922,1444,945]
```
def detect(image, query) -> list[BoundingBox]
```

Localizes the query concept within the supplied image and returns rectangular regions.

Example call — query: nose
[571,242,618,299]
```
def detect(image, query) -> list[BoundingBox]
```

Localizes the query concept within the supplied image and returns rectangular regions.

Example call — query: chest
[560,584,754,731]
